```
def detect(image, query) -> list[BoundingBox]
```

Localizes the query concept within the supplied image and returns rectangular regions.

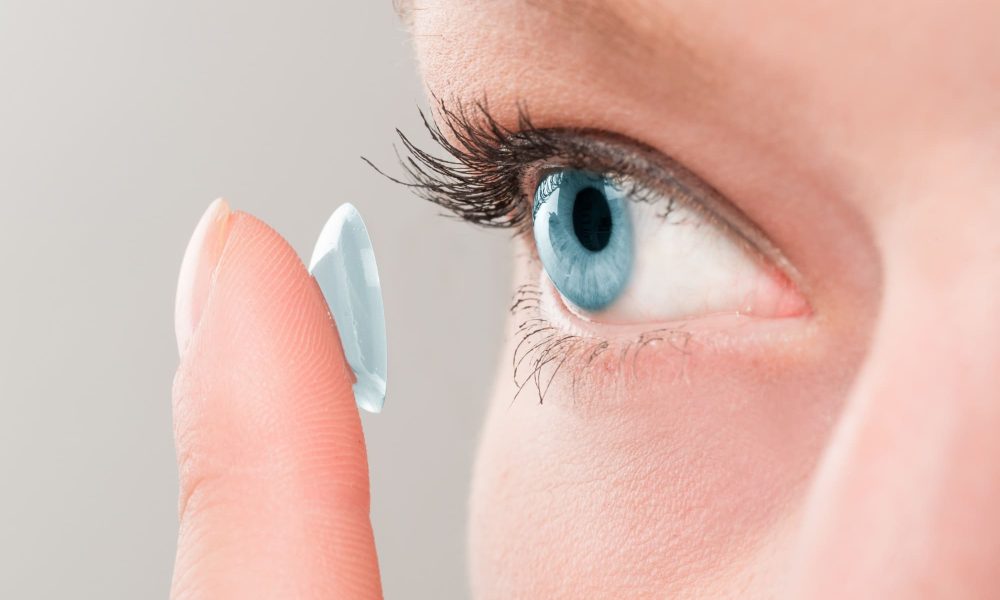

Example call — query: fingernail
[175,198,233,355]
[309,203,387,414]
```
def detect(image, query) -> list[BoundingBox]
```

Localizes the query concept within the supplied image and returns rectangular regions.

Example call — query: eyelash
[364,99,557,233]
[369,99,751,403]
[507,282,695,405]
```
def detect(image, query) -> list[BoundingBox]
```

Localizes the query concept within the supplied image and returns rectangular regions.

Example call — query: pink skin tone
[170,1,1000,599]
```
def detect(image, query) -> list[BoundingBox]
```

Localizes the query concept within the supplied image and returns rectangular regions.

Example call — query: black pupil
[572,186,613,252]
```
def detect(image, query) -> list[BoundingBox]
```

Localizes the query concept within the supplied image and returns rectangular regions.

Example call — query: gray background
[0,2,509,597]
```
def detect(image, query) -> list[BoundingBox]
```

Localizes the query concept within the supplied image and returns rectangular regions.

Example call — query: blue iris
[532,169,633,311]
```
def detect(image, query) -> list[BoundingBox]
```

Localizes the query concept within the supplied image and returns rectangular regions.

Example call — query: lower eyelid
[506,258,817,406]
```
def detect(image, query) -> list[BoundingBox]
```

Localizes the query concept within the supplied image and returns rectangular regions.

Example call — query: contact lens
[532,170,633,312]
[309,203,387,414]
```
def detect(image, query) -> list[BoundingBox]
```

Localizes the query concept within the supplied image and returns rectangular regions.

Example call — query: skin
[169,1,1000,598]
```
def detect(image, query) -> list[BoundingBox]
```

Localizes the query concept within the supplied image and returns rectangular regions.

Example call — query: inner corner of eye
[528,167,809,324]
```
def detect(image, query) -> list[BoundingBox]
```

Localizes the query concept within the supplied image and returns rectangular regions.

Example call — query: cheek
[467,322,858,598]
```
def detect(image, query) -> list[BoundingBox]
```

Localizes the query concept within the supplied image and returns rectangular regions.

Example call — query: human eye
[378,100,808,372]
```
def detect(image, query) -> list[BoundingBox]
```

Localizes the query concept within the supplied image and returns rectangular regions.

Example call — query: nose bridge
[787,181,1000,597]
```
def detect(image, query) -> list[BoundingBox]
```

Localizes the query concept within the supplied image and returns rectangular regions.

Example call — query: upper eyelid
[519,133,699,208]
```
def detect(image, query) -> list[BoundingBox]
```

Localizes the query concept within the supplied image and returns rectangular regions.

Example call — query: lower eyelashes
[507,280,696,405]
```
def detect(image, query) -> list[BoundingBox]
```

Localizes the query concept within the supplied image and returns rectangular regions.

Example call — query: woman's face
[404,1,1000,597]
